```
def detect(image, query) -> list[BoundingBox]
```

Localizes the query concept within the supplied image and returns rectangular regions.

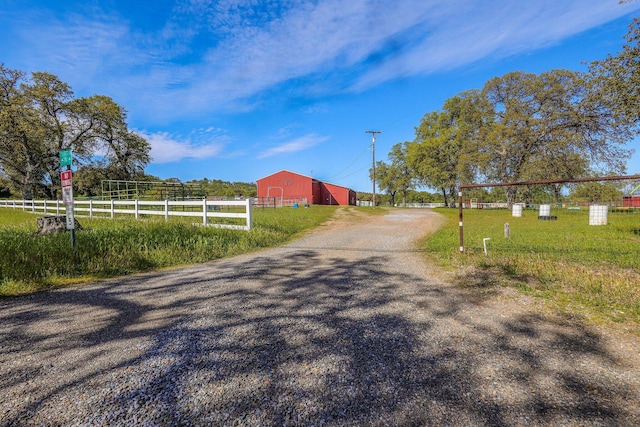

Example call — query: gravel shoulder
[1,208,639,426]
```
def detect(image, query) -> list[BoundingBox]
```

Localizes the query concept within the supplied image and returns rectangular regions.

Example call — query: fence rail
[0,198,253,231]
[400,203,446,208]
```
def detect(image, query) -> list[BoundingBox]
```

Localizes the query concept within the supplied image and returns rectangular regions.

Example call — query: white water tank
[512,204,523,217]
[589,205,608,225]
[539,204,551,217]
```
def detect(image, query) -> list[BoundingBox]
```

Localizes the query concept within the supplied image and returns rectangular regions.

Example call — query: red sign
[61,171,72,188]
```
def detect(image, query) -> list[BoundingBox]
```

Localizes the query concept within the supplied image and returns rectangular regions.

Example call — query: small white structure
[512,203,523,217]
[589,205,608,226]
[539,204,551,217]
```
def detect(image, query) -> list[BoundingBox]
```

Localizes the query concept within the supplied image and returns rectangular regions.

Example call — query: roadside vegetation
[423,207,640,333]
[0,206,338,296]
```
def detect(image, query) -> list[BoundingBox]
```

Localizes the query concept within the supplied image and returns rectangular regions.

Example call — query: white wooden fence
[0,198,253,231]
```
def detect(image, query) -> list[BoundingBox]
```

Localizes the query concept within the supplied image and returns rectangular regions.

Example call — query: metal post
[458,190,464,253]
[67,165,75,249]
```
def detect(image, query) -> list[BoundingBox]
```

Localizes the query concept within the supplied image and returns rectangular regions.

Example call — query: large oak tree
[0,65,150,199]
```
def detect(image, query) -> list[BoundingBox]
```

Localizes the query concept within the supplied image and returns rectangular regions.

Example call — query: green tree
[369,142,413,206]
[569,181,624,204]
[478,69,633,206]
[589,17,640,125]
[0,65,151,199]
[407,92,481,207]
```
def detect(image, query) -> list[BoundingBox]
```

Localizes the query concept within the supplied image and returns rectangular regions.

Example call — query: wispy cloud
[258,133,328,158]
[2,0,639,122]
[141,130,227,163]
[351,1,639,90]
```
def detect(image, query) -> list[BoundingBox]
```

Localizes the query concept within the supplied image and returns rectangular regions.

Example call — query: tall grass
[0,205,337,296]
[424,207,640,331]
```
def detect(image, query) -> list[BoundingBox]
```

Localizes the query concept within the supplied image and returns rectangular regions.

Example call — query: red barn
[256,170,356,206]
[623,196,640,207]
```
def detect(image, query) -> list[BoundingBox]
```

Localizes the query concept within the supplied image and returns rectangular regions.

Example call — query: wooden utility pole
[365,130,381,207]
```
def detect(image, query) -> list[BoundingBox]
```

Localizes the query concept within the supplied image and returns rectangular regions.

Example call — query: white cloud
[352,0,640,90]
[258,133,328,158]
[141,131,226,163]
[2,0,639,121]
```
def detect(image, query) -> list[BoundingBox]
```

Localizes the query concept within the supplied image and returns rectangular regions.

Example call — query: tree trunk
[504,186,517,208]
[449,186,458,208]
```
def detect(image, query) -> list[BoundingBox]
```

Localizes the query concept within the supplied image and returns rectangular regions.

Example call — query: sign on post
[61,171,74,206]
[59,149,72,167]
[59,149,76,248]
[61,170,72,187]
[65,207,75,230]
[62,186,73,205]
[60,169,75,233]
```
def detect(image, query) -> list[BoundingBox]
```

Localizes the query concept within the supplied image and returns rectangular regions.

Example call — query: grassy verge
[0,205,338,296]
[423,207,640,332]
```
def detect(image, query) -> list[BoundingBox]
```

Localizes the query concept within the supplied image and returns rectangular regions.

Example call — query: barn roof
[256,169,354,192]
[256,169,316,182]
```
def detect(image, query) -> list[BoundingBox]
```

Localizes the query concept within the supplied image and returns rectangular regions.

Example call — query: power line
[323,147,370,181]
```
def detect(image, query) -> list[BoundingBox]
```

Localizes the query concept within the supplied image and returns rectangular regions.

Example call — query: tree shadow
[1,248,638,426]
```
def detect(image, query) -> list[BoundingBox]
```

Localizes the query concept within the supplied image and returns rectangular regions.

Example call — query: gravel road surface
[1,208,639,426]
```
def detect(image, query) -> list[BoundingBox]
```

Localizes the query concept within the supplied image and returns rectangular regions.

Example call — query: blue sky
[1,0,639,192]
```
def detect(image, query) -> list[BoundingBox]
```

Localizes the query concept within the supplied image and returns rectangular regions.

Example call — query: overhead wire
[323,146,370,181]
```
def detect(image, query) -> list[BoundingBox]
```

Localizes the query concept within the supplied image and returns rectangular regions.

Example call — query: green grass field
[423,207,640,331]
[0,205,338,296]
[3,205,639,333]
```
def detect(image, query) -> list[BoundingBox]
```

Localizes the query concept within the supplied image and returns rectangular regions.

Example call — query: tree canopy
[0,65,151,199]
[369,142,413,206]
[374,17,639,207]
[589,17,640,125]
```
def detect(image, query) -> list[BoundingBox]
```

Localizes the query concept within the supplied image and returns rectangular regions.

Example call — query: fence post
[111,200,115,218]
[458,190,464,253]
[135,199,139,219]
[165,200,169,222]
[89,199,93,218]
[43,200,47,214]
[203,198,208,226]
[246,198,253,231]
[32,201,35,214]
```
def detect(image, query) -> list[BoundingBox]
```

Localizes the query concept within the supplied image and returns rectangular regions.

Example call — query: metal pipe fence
[456,175,640,264]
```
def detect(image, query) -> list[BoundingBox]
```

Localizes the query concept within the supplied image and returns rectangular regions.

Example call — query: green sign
[59,149,72,167]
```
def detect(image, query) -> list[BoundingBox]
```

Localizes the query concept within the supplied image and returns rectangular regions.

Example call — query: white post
[110,200,115,218]
[89,199,93,217]
[135,199,139,219]
[44,200,47,214]
[164,200,169,221]
[203,198,208,226]
[246,198,253,231]
[56,200,60,215]
[32,201,35,213]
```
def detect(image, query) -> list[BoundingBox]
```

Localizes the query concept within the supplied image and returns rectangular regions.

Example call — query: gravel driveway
[1,208,639,426]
